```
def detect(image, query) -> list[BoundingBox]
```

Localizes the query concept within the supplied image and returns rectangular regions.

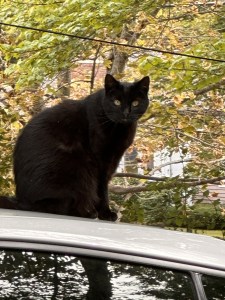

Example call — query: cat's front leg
[98,206,118,222]
[97,180,118,221]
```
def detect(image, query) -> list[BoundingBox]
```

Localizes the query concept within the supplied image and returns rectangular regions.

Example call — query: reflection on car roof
[0,208,225,273]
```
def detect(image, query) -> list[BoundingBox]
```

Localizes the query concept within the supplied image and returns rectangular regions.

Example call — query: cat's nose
[123,108,130,118]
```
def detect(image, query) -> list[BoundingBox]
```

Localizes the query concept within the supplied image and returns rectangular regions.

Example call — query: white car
[0,208,224,299]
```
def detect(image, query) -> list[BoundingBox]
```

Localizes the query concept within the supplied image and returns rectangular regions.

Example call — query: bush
[110,185,225,230]
[165,204,225,230]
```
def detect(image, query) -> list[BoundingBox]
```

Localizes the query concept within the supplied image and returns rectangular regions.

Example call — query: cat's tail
[0,195,18,209]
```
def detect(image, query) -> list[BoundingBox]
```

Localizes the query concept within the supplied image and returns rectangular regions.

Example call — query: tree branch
[178,108,225,118]
[114,159,192,180]
[110,175,225,194]
[109,184,149,194]
[90,45,101,93]
[149,158,192,175]
[194,79,225,96]
[175,129,216,148]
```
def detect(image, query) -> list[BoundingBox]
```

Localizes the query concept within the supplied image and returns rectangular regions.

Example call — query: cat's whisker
[99,120,112,127]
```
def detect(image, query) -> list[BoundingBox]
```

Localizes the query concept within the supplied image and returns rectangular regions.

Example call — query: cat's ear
[137,76,150,93]
[105,74,119,92]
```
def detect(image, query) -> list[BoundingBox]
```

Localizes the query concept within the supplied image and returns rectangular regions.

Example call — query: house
[194,184,225,205]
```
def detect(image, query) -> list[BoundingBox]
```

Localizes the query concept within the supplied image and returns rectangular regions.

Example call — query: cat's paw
[83,210,98,219]
[72,208,98,219]
[98,209,118,221]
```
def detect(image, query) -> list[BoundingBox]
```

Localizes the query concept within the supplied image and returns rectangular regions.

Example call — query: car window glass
[202,274,225,299]
[0,250,197,300]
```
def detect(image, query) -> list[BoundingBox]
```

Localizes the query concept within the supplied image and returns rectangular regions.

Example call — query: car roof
[0,209,225,275]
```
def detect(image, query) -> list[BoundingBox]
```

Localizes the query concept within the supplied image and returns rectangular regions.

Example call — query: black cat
[9,74,150,220]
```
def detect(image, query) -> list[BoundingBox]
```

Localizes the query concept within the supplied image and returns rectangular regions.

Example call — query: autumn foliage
[0,0,225,228]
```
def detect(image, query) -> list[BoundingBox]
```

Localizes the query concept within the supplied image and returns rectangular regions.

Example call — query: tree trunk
[108,7,161,76]
[109,49,128,76]
[57,68,71,98]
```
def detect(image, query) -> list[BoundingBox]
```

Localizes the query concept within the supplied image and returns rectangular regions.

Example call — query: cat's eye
[114,99,121,106]
[132,100,139,107]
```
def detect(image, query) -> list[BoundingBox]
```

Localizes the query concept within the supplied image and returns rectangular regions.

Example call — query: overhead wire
[0,21,225,63]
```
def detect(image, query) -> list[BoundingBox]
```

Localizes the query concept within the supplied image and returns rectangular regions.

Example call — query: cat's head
[102,74,150,124]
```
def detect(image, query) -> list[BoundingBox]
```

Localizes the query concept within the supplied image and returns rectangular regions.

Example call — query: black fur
[12,74,149,220]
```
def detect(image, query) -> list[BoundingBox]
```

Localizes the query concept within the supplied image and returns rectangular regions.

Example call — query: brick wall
[70,62,106,99]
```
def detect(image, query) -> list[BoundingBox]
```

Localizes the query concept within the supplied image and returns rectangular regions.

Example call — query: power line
[0,21,225,63]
